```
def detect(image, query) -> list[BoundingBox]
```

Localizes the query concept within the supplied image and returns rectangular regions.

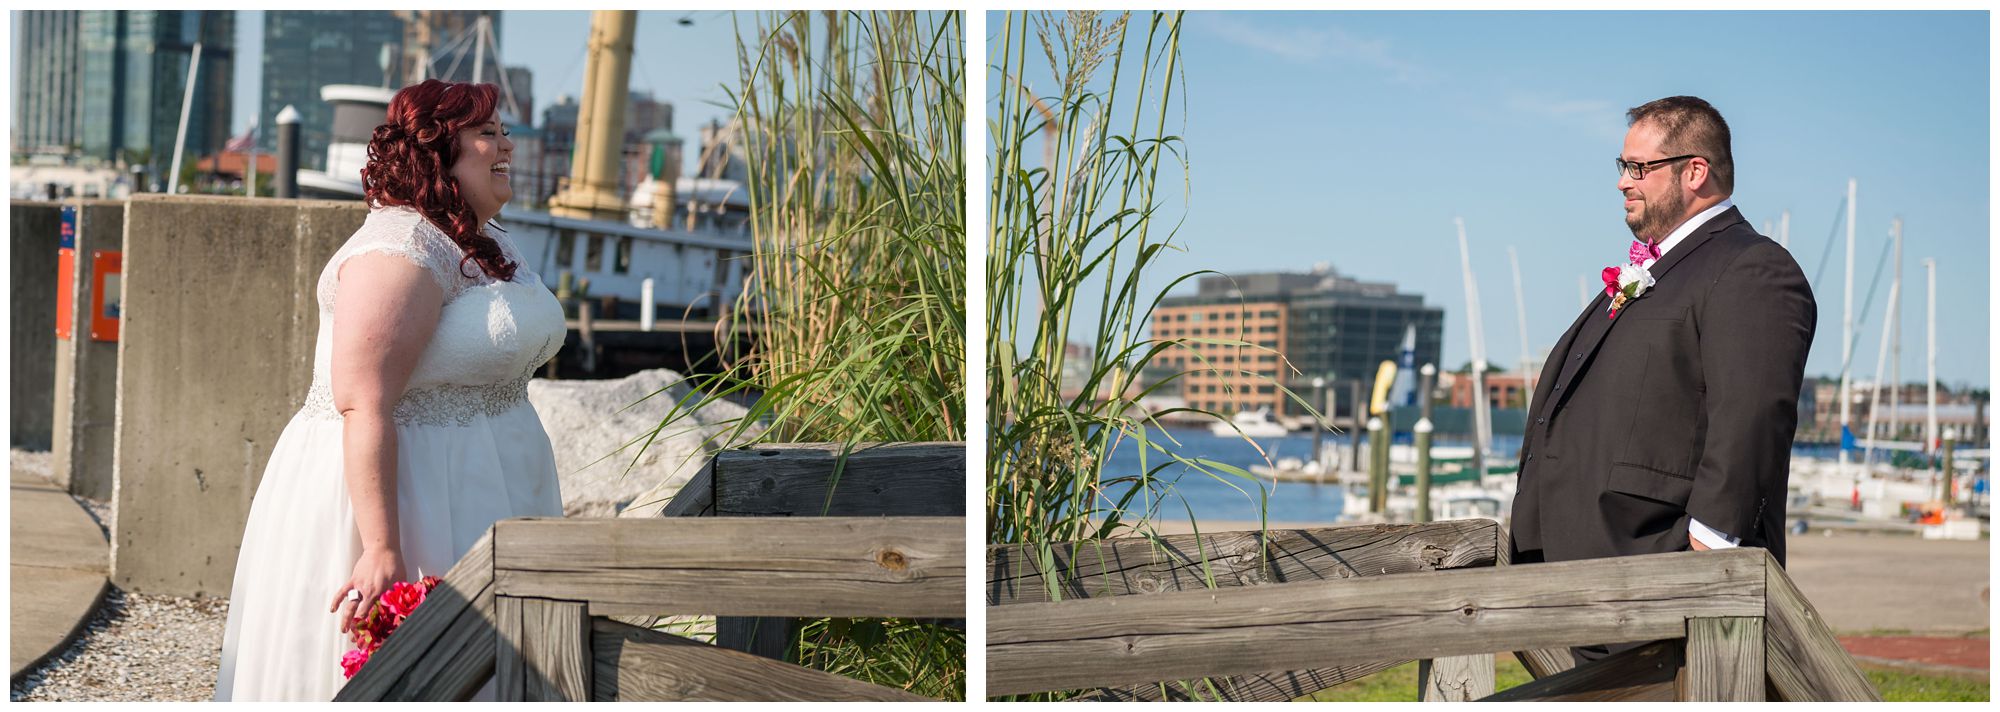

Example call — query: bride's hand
[329,547,407,633]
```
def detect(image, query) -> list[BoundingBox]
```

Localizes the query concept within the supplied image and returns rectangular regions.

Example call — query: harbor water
[1097,425,1523,524]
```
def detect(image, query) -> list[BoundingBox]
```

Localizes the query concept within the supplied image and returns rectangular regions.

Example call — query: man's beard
[1625,182,1687,243]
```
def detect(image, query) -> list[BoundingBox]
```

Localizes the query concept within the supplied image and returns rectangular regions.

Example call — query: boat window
[585,235,604,272]
[556,229,575,269]
[615,236,632,274]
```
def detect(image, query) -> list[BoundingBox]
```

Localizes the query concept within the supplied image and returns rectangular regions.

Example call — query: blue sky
[993,10,1990,388]
[229,10,744,174]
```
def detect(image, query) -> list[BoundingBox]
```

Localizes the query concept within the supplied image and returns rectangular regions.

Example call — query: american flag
[224,122,257,153]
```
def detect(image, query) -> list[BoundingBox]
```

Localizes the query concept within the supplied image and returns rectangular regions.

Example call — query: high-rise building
[536,95,582,207]
[1152,265,1444,417]
[625,90,673,142]
[77,10,234,188]
[259,11,403,168]
[501,65,534,123]
[14,11,85,156]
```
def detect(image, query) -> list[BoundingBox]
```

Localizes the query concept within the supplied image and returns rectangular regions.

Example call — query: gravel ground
[10,589,229,702]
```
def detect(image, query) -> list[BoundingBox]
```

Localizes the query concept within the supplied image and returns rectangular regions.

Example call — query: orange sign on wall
[89,250,121,342]
[55,206,75,340]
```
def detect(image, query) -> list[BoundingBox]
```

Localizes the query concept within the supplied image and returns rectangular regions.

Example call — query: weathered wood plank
[1761,552,1881,701]
[655,460,716,518]
[1480,639,1681,702]
[1492,526,1577,680]
[496,596,592,701]
[713,442,965,517]
[1420,654,1494,702]
[492,517,964,619]
[337,530,497,701]
[714,616,795,662]
[1066,660,1407,702]
[988,520,1500,606]
[1684,616,1764,701]
[987,548,1766,696]
[989,521,1497,701]
[590,618,928,701]
[1510,648,1576,681]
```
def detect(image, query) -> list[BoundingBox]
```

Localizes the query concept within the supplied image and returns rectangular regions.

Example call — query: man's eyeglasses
[1615,154,1700,180]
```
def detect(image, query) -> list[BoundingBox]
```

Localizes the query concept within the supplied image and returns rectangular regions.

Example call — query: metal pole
[168,38,203,194]
[1780,209,1791,250]
[246,120,259,197]
[472,15,486,84]
[640,277,657,331]
[274,106,301,199]
[1415,417,1434,523]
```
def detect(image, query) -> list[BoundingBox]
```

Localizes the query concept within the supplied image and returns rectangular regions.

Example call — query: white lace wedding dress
[213,206,566,701]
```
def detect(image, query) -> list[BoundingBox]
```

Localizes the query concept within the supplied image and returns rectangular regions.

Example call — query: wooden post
[1683,616,1765,701]
[495,596,593,701]
[1415,418,1434,523]
[1349,381,1365,472]
[1418,654,1494,701]
[1367,416,1386,513]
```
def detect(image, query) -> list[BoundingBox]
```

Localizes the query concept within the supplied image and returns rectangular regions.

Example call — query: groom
[1507,96,1816,662]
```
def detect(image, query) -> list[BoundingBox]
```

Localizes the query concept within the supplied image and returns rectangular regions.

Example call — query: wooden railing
[987,520,1879,702]
[338,442,965,702]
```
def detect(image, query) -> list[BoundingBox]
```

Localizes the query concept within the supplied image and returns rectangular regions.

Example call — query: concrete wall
[52,201,125,500]
[112,195,366,597]
[11,201,61,451]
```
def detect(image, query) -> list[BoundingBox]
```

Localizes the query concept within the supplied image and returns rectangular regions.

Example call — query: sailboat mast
[1509,246,1532,412]
[1925,258,1937,457]
[1455,218,1491,479]
[1890,219,1903,443]
[1839,179,1856,483]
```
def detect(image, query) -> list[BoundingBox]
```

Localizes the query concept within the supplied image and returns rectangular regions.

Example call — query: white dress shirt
[1638,197,1742,550]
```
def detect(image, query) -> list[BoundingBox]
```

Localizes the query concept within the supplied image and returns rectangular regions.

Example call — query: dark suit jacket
[1509,206,1816,567]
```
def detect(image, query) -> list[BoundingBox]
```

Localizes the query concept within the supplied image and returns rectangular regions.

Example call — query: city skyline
[995,10,1991,388]
[224,10,744,176]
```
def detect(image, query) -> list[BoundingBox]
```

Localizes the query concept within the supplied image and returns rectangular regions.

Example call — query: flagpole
[246,120,259,197]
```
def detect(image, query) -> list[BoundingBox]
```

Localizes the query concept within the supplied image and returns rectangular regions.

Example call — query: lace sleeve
[317,209,469,309]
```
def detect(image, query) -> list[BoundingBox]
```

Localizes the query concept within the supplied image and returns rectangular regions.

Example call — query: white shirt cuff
[1689,518,1741,549]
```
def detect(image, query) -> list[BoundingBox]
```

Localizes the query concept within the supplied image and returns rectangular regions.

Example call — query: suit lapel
[1543,207,1745,414]
[1533,290,1604,417]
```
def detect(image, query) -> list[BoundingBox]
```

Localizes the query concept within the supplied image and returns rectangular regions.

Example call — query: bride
[214,80,565,701]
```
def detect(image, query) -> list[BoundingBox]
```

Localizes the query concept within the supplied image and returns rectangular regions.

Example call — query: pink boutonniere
[1599,264,1657,319]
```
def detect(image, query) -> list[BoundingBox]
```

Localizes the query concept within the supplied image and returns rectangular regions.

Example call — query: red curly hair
[361,79,518,282]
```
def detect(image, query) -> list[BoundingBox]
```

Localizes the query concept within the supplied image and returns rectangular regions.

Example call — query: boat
[1210,408,1290,438]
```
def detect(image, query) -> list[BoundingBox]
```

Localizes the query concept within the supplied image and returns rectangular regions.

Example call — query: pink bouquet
[340,575,443,679]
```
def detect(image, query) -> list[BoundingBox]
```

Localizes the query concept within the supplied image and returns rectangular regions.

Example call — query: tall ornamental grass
[634,9,964,700]
[988,11,1314,700]
[988,10,1307,586]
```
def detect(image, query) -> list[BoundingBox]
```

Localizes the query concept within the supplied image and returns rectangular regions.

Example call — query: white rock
[526,369,759,518]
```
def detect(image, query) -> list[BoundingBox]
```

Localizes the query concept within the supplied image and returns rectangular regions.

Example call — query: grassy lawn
[1300,657,1989,702]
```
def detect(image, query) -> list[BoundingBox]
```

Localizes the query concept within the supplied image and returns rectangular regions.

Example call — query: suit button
[1573,352,1582,360]
[1537,417,1546,424]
